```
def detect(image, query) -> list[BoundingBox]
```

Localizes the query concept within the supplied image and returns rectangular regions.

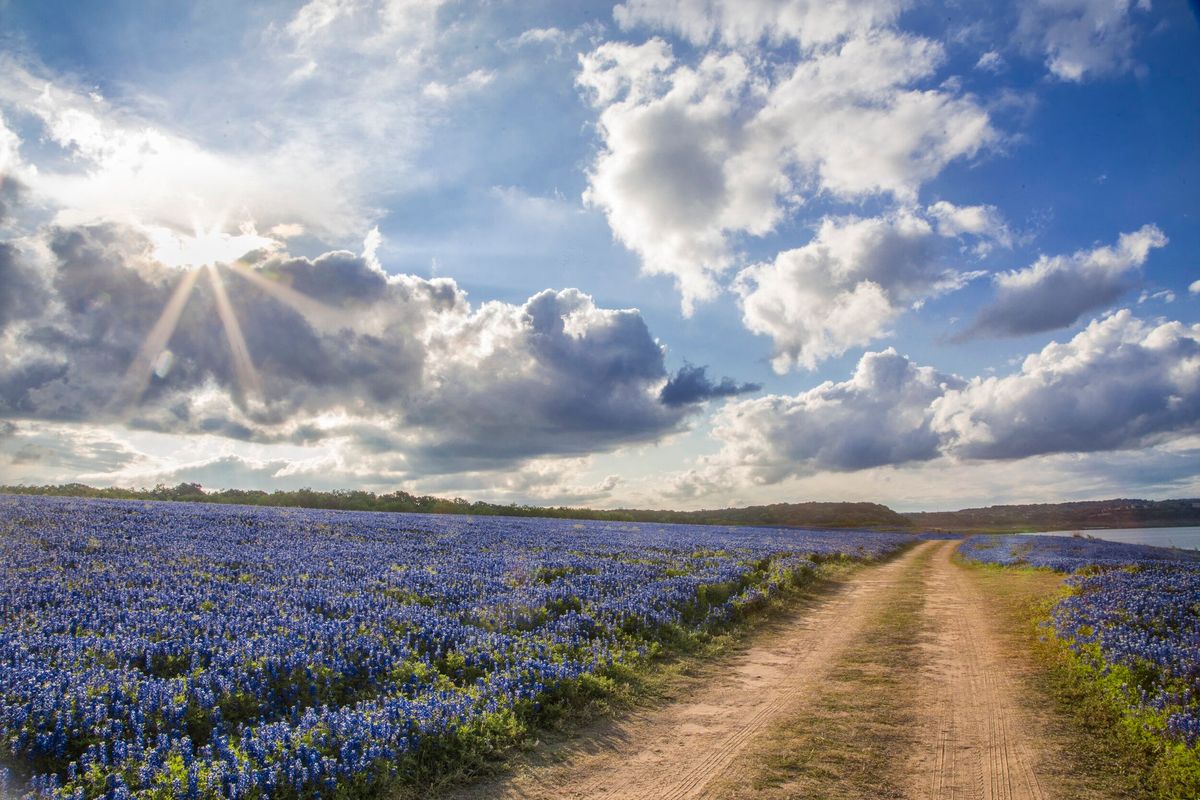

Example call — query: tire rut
[912,542,1047,800]
[447,543,936,800]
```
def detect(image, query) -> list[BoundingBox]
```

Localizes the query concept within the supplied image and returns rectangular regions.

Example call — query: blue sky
[0,0,1197,510]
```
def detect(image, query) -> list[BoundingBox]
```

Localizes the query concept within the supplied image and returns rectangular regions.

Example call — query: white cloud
[0,112,22,174]
[685,348,963,487]
[514,27,571,48]
[1019,0,1151,82]
[578,29,996,313]
[1138,288,1175,304]
[963,223,1167,338]
[934,310,1200,459]
[975,50,1006,72]
[613,0,906,48]
[0,224,714,476]
[667,309,1200,495]
[1189,279,1200,295]
[508,25,598,53]
[285,0,358,46]
[734,211,979,371]
[658,442,1200,512]
[422,69,496,102]
[927,200,1012,249]
[0,1,501,245]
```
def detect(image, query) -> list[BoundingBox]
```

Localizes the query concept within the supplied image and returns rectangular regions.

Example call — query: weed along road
[449,540,1110,800]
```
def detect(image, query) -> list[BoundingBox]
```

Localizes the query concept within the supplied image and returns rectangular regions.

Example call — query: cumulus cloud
[670,310,1200,493]
[1018,0,1151,82]
[934,310,1200,459]
[1189,279,1200,295]
[659,363,760,406]
[735,211,979,371]
[577,25,996,313]
[962,224,1167,339]
[0,222,743,475]
[711,348,962,480]
[0,242,48,331]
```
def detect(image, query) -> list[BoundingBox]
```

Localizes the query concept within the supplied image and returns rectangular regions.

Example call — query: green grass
[956,559,1160,799]
[400,550,907,800]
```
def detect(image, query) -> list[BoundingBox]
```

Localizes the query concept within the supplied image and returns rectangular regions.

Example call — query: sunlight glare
[228,261,339,326]
[114,266,202,410]
[150,222,278,270]
[206,264,264,401]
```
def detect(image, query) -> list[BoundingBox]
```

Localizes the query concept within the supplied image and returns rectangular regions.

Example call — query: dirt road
[908,542,1049,800]
[448,540,1066,800]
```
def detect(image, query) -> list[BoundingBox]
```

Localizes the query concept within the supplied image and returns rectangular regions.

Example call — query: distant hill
[628,501,912,530]
[904,498,1200,533]
[3,484,1198,534]
[0,484,910,530]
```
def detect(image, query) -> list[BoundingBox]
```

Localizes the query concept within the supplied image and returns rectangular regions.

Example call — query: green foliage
[1041,606,1200,799]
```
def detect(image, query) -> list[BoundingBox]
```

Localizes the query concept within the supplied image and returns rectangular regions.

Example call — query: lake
[1024,526,1200,551]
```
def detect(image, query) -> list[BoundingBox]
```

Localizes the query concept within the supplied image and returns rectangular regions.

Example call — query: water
[1024,526,1200,551]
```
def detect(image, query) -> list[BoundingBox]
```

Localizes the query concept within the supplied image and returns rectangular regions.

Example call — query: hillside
[4,484,1199,533]
[904,498,1200,533]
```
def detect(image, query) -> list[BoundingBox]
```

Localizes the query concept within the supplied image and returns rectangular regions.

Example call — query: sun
[114,220,290,412]
[148,222,277,270]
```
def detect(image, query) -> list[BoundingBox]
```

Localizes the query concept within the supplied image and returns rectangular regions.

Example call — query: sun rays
[205,263,263,401]
[116,224,334,413]
[116,266,202,410]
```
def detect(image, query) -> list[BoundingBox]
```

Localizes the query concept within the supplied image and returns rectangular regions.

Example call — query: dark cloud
[0,174,25,225]
[959,224,1166,339]
[962,267,1131,339]
[0,241,48,331]
[659,363,760,406]
[401,288,689,470]
[0,222,712,474]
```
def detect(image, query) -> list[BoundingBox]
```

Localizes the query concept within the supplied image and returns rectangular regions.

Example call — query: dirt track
[448,541,1061,799]
[908,542,1049,800]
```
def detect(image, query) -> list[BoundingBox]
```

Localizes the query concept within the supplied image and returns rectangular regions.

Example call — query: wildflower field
[0,495,908,799]
[961,534,1200,787]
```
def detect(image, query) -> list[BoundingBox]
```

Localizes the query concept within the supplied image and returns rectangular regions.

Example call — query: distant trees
[0,483,912,529]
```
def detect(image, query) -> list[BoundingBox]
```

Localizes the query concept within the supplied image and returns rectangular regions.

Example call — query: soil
[446,540,1121,800]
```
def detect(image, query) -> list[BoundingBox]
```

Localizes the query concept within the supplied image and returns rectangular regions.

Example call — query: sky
[0,0,1197,511]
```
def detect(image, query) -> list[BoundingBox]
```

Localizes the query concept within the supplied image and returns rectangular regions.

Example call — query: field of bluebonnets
[0,495,909,799]
[961,534,1200,760]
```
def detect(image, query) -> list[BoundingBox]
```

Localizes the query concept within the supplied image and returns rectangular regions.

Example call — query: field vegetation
[960,534,1200,798]
[0,495,907,799]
